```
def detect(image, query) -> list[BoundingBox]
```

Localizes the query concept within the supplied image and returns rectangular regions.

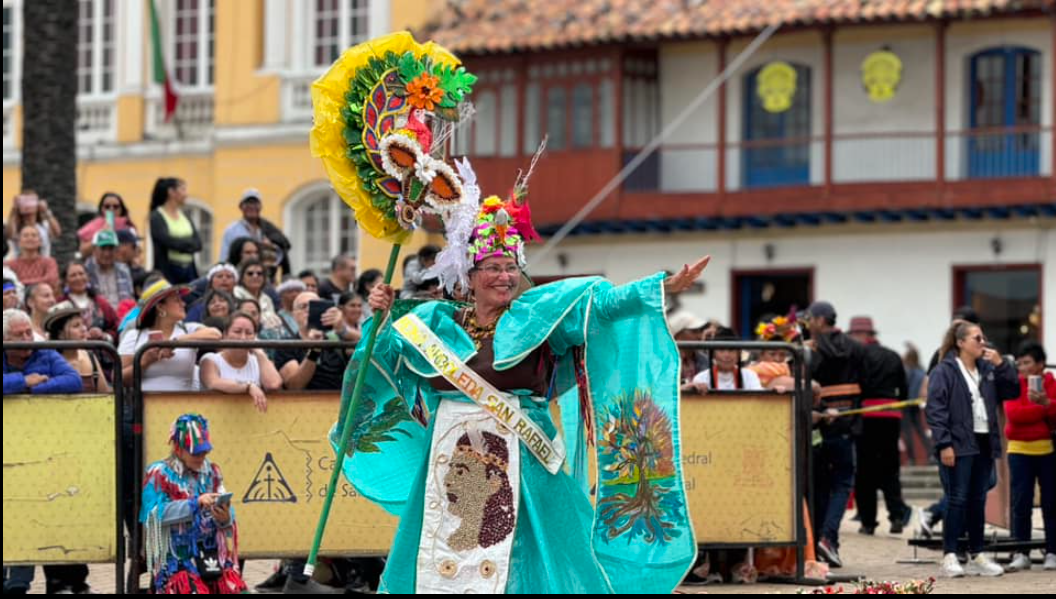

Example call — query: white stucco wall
[528,220,1056,358]
[832,26,937,182]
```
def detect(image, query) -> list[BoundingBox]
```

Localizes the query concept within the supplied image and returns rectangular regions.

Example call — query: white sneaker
[964,553,1004,577]
[941,553,965,578]
[1044,553,1056,571]
[1006,552,1032,572]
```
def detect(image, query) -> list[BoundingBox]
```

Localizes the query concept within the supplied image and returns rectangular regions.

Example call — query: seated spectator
[3,309,83,395]
[44,302,112,393]
[338,291,364,339]
[318,255,356,304]
[140,414,246,594]
[276,278,305,334]
[24,282,56,340]
[119,271,167,334]
[236,298,262,327]
[277,291,348,391]
[4,225,59,293]
[400,244,440,299]
[234,259,281,330]
[1005,341,1056,572]
[669,310,709,386]
[59,260,119,342]
[691,327,763,392]
[354,268,382,324]
[3,230,25,305]
[78,192,137,258]
[199,313,283,413]
[116,228,146,284]
[3,278,20,311]
[6,191,61,257]
[85,229,135,308]
[186,263,239,320]
[298,270,319,294]
[226,236,262,269]
[200,289,236,322]
[258,279,304,349]
[412,277,443,300]
[119,280,221,392]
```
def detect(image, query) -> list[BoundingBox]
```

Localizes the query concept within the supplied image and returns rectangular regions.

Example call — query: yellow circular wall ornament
[756,61,797,114]
[861,50,902,103]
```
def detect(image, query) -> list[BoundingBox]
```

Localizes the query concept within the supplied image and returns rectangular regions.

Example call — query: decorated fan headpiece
[426,139,546,293]
[310,32,478,243]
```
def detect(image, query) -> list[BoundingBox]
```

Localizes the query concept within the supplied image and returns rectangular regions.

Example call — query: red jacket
[1003,372,1056,443]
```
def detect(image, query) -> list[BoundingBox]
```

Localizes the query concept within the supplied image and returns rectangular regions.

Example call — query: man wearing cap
[805,300,867,568]
[140,413,247,594]
[85,229,135,308]
[847,316,913,536]
[115,228,147,284]
[220,189,291,276]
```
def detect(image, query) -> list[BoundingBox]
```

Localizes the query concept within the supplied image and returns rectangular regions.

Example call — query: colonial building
[428,0,1056,355]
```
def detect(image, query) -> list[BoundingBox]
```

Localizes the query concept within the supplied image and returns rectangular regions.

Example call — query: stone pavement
[19,504,1054,594]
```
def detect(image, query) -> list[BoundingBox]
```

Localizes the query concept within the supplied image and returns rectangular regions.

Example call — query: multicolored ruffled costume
[140,414,245,594]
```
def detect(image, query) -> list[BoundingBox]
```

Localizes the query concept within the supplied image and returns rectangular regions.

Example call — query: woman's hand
[940,447,956,468]
[368,283,395,312]
[982,347,1003,367]
[664,256,711,293]
[1028,389,1050,406]
[248,383,267,413]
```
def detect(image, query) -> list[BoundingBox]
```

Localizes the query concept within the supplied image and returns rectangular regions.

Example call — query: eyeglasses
[477,264,520,276]
[102,203,121,210]
[245,271,264,278]
[969,335,987,344]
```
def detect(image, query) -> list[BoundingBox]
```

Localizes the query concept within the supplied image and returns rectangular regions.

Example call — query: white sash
[393,313,565,475]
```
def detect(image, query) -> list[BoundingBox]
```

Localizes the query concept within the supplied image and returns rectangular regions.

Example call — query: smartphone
[1028,375,1043,394]
[308,300,335,332]
[147,330,164,343]
[216,492,233,507]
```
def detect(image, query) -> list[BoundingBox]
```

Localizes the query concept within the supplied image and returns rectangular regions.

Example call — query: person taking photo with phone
[276,291,349,391]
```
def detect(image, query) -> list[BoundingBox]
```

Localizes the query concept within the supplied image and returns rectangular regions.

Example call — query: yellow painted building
[3,0,438,277]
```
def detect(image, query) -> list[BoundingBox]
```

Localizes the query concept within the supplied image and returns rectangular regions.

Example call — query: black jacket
[811,331,867,437]
[925,351,1020,459]
[860,343,908,401]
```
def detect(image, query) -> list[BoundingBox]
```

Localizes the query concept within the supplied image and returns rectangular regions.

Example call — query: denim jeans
[813,435,856,548]
[1008,451,1056,554]
[938,434,993,555]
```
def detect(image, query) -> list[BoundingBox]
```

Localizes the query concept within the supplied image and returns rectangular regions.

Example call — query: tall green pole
[304,243,401,576]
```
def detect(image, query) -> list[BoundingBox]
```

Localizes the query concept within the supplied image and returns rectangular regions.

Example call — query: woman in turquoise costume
[331,161,709,593]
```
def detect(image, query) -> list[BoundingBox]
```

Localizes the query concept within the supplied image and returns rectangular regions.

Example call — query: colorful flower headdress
[169,413,213,455]
[755,308,801,343]
[310,32,477,243]
[427,140,546,293]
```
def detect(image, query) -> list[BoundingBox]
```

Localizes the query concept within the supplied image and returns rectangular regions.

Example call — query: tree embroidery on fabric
[596,389,686,544]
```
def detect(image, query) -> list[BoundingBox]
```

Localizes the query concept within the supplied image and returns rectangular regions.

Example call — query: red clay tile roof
[424,0,1052,55]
